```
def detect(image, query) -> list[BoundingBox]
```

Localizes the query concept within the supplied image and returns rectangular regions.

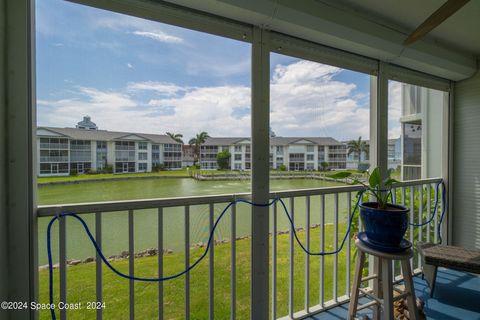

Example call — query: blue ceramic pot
[359,202,409,247]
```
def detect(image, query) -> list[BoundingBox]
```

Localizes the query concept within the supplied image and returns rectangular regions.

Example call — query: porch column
[251,27,270,319]
[4,0,38,319]
[0,0,8,316]
[370,62,389,180]
[368,62,389,319]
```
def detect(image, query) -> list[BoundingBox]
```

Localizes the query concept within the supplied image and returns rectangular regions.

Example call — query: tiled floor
[307,268,480,320]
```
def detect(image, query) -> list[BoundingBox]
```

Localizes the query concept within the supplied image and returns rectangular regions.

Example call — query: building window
[138,163,147,171]
[234,163,242,170]
[115,162,135,173]
[306,154,314,161]
[403,123,422,165]
[289,162,305,171]
[138,152,148,160]
[70,140,91,163]
[115,141,136,162]
[234,145,242,152]
[138,142,148,150]
[306,145,314,152]
[289,153,304,162]
[306,163,315,170]
[39,162,69,175]
[40,137,69,149]
[115,141,135,150]
[97,141,107,150]
[276,146,283,154]
[165,144,181,152]
[234,154,242,161]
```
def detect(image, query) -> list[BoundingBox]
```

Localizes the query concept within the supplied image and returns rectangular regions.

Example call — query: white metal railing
[40,156,69,162]
[40,143,69,149]
[36,177,444,320]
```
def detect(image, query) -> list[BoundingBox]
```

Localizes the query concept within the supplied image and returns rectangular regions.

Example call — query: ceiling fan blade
[404,0,470,45]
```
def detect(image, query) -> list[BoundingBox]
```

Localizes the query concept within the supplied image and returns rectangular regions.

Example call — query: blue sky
[36,0,401,141]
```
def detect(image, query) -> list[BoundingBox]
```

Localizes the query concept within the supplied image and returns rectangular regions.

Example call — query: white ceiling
[329,0,480,56]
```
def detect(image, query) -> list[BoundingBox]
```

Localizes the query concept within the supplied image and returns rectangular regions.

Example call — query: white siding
[453,71,480,249]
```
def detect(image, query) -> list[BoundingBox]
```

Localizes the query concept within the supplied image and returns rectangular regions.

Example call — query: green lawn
[39,224,357,320]
[37,168,350,184]
[38,169,192,183]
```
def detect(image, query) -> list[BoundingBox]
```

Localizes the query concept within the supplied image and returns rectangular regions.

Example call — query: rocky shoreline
[39,223,335,271]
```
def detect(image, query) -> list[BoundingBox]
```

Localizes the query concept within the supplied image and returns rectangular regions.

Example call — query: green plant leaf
[368,167,381,189]
[351,179,364,185]
[383,177,399,188]
[328,171,352,179]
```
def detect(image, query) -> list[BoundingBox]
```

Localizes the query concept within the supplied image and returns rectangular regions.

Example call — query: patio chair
[417,242,480,297]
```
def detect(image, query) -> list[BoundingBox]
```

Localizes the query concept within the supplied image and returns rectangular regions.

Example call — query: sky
[36,0,402,142]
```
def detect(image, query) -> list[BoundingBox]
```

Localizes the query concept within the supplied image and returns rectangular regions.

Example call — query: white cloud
[127,63,134,69]
[132,30,183,44]
[38,60,375,142]
[37,87,140,133]
[185,58,250,77]
[147,86,251,138]
[388,81,402,139]
[270,60,370,141]
[127,81,185,96]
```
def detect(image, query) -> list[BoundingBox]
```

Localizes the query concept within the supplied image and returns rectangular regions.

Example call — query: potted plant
[330,168,408,248]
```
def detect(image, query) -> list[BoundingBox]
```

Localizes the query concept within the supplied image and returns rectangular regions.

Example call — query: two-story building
[200,137,347,171]
[345,138,401,171]
[37,117,182,176]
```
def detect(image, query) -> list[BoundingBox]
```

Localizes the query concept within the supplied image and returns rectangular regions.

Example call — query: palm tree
[347,136,369,170]
[188,131,209,166]
[166,132,184,144]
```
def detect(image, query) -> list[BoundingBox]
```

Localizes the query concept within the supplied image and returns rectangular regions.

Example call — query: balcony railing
[39,156,69,163]
[36,177,444,320]
[40,143,69,150]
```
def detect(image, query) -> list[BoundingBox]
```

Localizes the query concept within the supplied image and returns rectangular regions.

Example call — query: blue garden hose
[47,181,445,319]
[408,181,447,243]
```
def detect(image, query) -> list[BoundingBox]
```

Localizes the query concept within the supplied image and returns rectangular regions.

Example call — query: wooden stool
[348,239,419,320]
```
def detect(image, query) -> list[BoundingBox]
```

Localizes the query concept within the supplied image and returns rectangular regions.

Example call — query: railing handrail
[36,177,442,217]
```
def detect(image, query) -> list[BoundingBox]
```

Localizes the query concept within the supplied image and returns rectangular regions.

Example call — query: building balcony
[34,178,462,319]
[39,156,69,163]
[40,143,69,150]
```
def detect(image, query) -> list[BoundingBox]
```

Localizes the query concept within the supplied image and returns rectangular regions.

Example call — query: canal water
[38,178,352,264]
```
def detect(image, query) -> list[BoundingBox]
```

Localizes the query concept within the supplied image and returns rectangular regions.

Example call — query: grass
[39,224,357,320]
[38,168,192,184]
[37,168,352,184]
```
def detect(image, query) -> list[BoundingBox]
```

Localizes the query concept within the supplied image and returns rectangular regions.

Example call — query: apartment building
[200,137,346,171]
[345,138,401,171]
[37,117,182,176]
[399,84,445,180]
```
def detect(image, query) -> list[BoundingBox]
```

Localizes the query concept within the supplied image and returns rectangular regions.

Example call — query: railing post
[251,26,270,319]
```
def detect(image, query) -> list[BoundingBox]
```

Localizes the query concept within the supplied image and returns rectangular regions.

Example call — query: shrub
[152,164,166,172]
[320,161,329,171]
[278,164,287,171]
[216,150,231,170]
